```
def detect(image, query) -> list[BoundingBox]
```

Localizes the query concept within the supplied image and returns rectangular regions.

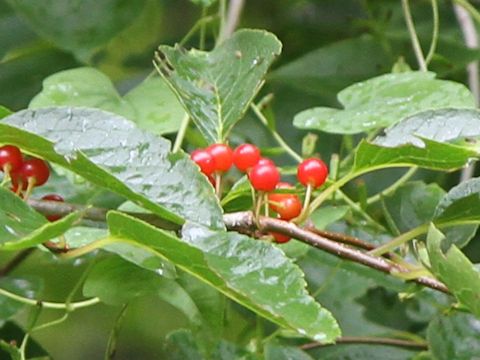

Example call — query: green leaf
[0,277,42,321]
[30,68,186,135]
[6,0,147,59]
[0,187,80,251]
[374,109,480,148]
[353,139,477,173]
[434,177,480,226]
[310,205,349,230]
[83,256,203,327]
[384,182,476,248]
[106,212,340,342]
[264,340,313,360]
[308,344,420,360]
[156,29,282,143]
[294,72,474,134]
[427,312,480,360]
[0,107,223,229]
[177,272,225,340]
[0,322,50,359]
[426,225,480,317]
[0,106,11,119]
[270,35,391,98]
[164,329,204,360]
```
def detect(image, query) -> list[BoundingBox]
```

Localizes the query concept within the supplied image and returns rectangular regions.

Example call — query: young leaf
[294,72,474,134]
[0,107,223,229]
[426,225,480,317]
[0,187,80,251]
[155,29,282,143]
[30,67,186,135]
[264,340,313,360]
[427,313,480,360]
[105,212,341,343]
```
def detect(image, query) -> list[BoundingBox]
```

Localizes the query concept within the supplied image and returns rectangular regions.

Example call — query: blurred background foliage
[1,0,480,358]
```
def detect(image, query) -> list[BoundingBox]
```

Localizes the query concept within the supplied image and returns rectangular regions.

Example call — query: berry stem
[1,164,11,186]
[22,177,36,201]
[254,191,264,223]
[215,173,223,198]
[172,114,190,153]
[294,184,312,224]
[263,193,269,217]
[251,103,303,163]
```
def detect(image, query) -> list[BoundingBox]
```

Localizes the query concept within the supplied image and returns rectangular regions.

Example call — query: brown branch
[301,336,428,350]
[27,200,449,294]
[304,226,376,251]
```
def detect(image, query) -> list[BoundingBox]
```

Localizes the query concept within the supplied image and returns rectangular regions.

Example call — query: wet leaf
[294,72,474,134]
[0,107,223,229]
[353,139,477,173]
[434,177,480,226]
[374,109,480,148]
[156,29,282,143]
[105,212,340,342]
[426,225,480,317]
[30,68,186,135]
[0,187,80,251]
[6,0,147,58]
[164,329,205,360]
[308,343,420,359]
[427,312,480,360]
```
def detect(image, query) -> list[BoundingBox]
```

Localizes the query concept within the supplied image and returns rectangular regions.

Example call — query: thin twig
[402,0,428,71]
[301,336,428,350]
[221,0,245,40]
[0,248,35,277]
[454,1,479,182]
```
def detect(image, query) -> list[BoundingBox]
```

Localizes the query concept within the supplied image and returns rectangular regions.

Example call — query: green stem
[217,0,227,45]
[105,304,129,360]
[367,167,417,205]
[369,224,429,256]
[308,172,357,214]
[59,237,114,259]
[172,114,190,153]
[402,0,428,71]
[179,15,217,47]
[425,0,439,64]
[251,103,303,163]
[0,287,100,309]
[336,190,386,232]
[200,7,207,50]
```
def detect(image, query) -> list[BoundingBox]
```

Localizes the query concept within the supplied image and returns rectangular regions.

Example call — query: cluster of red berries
[0,144,64,221]
[191,143,329,243]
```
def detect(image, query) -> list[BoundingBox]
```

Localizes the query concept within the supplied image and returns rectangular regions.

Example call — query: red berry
[233,143,260,172]
[271,232,291,244]
[271,195,302,220]
[206,144,233,172]
[257,157,275,167]
[248,163,280,192]
[41,194,64,221]
[0,145,23,173]
[297,158,328,188]
[268,182,302,220]
[191,149,215,175]
[13,158,50,188]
